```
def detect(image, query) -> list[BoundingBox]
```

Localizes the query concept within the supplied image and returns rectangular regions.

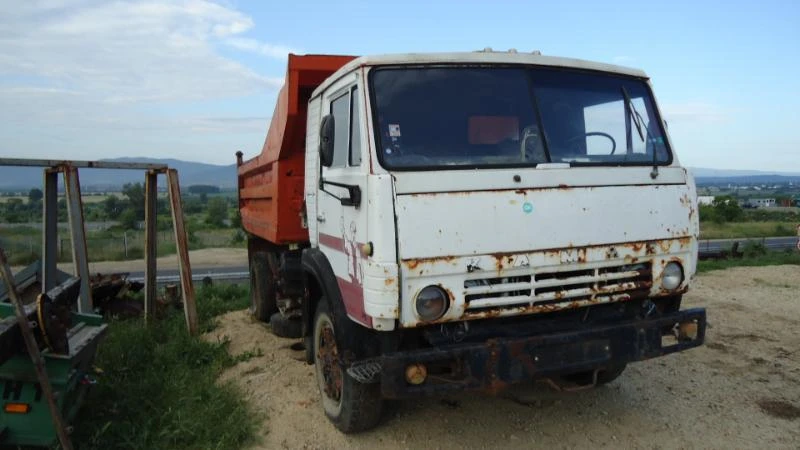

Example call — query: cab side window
[330,93,350,168]
[329,86,363,168]
[350,87,362,166]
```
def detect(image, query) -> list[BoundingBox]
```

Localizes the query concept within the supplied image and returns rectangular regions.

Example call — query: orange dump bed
[237,54,356,245]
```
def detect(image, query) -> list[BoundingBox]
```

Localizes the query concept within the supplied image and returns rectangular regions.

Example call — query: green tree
[205,197,228,228]
[122,182,145,219]
[28,188,43,202]
[230,209,242,228]
[711,195,743,223]
[103,195,124,219]
[119,209,139,230]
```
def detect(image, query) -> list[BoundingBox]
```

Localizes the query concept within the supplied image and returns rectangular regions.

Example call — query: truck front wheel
[313,298,382,433]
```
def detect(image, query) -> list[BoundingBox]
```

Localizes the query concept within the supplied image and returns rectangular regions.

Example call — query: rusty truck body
[237,51,706,432]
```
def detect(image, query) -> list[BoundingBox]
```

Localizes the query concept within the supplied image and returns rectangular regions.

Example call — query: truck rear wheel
[313,298,382,433]
[249,251,278,321]
[270,312,302,338]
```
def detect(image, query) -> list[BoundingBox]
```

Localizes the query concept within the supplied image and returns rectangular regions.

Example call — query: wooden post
[63,166,92,312]
[166,169,197,335]
[144,170,158,323]
[42,169,58,291]
[0,248,73,450]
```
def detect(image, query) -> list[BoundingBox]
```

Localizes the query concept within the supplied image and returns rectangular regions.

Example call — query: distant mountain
[1,159,799,191]
[690,167,800,185]
[0,157,237,191]
[689,167,799,178]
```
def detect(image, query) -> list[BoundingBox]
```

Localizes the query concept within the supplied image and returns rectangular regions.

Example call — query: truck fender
[301,248,346,338]
[301,248,381,365]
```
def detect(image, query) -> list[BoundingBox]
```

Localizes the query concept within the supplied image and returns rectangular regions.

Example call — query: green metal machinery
[0,280,107,447]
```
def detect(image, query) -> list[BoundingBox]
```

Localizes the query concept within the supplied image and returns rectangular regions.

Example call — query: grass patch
[697,249,800,273]
[72,284,258,450]
[699,221,799,239]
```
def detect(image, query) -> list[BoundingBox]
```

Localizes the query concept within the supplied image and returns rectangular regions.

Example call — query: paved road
[698,236,799,255]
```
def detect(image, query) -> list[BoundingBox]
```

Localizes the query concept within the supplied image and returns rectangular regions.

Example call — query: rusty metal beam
[0,157,167,171]
[42,169,59,292]
[63,166,92,312]
[144,170,158,323]
[166,169,198,335]
[0,249,74,450]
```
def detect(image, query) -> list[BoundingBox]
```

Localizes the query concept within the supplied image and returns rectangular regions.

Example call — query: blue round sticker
[522,202,533,214]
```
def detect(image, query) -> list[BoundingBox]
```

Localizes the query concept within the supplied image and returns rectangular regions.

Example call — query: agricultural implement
[0,257,107,448]
[0,157,198,447]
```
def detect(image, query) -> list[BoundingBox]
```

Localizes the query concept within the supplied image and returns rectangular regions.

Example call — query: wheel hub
[317,324,342,401]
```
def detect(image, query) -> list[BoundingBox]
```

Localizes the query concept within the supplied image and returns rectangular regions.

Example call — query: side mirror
[319,115,335,167]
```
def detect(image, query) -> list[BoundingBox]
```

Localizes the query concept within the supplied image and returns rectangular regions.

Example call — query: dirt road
[207,265,800,449]
[12,248,248,274]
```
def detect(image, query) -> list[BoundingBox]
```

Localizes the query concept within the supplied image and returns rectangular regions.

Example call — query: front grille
[463,262,652,311]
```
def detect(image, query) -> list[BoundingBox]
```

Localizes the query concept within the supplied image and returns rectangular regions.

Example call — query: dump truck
[237,50,706,432]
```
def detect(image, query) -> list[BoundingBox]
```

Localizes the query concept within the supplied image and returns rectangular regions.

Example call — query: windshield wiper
[621,86,659,179]
[621,86,644,142]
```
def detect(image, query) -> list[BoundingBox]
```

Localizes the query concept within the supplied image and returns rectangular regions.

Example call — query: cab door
[316,74,371,326]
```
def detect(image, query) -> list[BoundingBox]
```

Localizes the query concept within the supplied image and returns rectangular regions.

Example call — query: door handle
[317,214,326,223]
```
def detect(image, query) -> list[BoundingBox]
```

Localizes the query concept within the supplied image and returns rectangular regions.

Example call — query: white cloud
[224,37,299,59]
[0,1,293,163]
[0,0,288,103]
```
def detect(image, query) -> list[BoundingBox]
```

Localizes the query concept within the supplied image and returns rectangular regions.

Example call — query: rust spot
[442,286,455,301]
[629,242,645,252]
[558,184,569,189]
[658,239,672,253]
[645,244,656,255]
[577,248,587,263]
[384,277,396,286]
[623,255,640,264]
[514,189,526,194]
[402,255,457,270]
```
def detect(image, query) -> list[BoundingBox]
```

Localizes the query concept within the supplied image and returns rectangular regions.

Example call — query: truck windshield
[370,66,671,170]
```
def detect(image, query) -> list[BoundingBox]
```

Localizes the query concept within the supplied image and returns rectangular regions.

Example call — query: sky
[0,0,798,171]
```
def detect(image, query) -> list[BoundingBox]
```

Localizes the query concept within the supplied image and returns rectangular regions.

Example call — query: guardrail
[698,236,800,260]
[128,271,249,285]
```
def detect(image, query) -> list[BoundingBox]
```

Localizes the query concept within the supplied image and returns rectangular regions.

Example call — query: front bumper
[378,308,705,398]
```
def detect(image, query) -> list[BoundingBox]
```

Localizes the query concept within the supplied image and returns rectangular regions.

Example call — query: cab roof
[311,51,649,98]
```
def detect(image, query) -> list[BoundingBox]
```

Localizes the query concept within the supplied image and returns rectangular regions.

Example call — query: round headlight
[415,286,449,322]
[661,262,684,291]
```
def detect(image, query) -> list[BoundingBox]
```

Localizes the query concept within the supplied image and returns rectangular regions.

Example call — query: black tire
[313,298,382,433]
[563,364,627,386]
[249,251,278,321]
[270,312,303,339]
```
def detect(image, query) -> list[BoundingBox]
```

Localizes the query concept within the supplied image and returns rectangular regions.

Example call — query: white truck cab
[239,51,706,433]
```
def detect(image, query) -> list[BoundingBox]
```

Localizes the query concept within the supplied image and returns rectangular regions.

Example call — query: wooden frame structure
[0,158,197,334]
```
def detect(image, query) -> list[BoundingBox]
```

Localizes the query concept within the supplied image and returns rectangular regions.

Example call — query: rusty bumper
[379,308,706,398]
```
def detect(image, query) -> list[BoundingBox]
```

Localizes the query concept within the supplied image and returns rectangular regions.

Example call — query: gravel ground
[206,265,800,449]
